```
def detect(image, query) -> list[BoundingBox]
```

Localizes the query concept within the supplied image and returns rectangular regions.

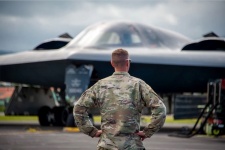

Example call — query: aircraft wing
[69,49,225,93]
[1,21,225,93]
[0,47,225,93]
[0,49,73,65]
[0,49,76,88]
[2,46,224,67]
[68,48,225,68]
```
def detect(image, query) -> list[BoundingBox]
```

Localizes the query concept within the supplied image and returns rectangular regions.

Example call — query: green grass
[0,116,38,121]
[0,115,197,124]
[0,106,4,112]
[163,116,197,124]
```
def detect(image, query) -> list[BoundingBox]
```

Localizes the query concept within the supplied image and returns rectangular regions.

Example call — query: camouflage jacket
[74,72,166,150]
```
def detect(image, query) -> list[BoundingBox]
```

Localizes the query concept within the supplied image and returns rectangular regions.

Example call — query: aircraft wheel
[38,106,53,126]
[52,106,69,126]
[66,113,76,127]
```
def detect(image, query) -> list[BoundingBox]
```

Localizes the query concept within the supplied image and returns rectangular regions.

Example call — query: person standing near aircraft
[73,48,166,150]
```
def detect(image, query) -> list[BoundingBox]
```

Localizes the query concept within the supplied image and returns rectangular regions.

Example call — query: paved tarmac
[0,123,224,150]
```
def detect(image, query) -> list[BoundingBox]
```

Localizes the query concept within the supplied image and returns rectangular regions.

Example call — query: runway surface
[0,124,224,150]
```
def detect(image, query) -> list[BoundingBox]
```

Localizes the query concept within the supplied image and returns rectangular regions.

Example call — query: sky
[0,0,225,51]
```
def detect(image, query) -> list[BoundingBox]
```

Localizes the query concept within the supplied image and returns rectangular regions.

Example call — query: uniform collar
[112,72,130,76]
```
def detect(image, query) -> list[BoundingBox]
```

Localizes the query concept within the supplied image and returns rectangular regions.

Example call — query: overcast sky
[0,0,225,51]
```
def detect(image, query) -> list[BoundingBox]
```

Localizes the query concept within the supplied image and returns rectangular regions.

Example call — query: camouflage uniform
[74,72,166,150]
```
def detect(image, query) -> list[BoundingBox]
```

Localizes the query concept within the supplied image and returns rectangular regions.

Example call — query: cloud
[0,0,224,51]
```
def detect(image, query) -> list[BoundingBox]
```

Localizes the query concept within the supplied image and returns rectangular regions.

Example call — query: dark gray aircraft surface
[1,21,225,127]
[182,36,225,51]
[33,33,72,50]
[0,21,225,93]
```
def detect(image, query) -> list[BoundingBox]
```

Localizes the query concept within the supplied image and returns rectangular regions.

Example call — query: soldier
[74,48,166,150]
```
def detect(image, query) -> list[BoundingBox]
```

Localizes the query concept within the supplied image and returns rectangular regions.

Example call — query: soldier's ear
[111,60,115,67]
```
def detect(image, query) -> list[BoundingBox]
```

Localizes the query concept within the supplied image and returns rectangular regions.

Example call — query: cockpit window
[141,27,161,47]
[66,22,190,50]
[74,28,103,47]
[100,32,120,44]
[67,24,143,48]
[95,31,141,45]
